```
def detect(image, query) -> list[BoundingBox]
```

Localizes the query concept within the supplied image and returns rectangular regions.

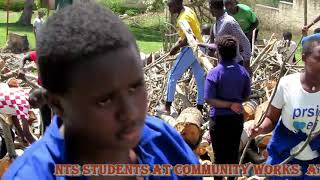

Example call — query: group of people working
[0,0,320,180]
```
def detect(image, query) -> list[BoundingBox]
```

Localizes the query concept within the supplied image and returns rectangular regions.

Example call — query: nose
[117,95,139,123]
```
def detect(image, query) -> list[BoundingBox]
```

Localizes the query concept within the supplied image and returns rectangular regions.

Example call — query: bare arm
[259,105,282,134]
[170,38,188,55]
[307,15,320,29]
[206,98,232,108]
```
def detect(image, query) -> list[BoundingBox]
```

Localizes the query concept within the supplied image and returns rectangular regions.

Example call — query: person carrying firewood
[248,33,320,180]
[205,35,251,180]
[164,0,205,114]
[4,2,201,179]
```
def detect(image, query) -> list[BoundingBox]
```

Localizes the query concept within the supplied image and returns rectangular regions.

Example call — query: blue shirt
[204,60,251,117]
[3,116,201,180]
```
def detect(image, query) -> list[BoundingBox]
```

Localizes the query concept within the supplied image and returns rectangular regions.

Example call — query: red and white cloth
[0,87,30,121]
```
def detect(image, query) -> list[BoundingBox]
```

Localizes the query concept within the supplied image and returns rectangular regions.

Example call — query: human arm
[207,25,216,57]
[20,53,32,69]
[169,38,188,56]
[248,78,285,138]
[302,15,320,36]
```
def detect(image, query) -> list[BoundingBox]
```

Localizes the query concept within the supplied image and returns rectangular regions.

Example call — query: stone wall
[255,0,320,34]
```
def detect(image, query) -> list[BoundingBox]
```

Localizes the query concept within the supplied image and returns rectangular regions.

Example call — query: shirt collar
[138,116,162,146]
[220,59,236,66]
[217,12,228,22]
[45,115,161,154]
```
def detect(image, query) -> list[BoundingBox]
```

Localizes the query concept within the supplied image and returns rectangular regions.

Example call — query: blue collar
[46,115,162,164]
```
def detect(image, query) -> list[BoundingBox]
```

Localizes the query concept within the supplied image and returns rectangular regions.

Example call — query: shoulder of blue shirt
[3,115,200,179]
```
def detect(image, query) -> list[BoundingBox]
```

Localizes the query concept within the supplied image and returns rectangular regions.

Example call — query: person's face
[38,12,44,18]
[224,1,237,14]
[52,45,147,150]
[303,43,320,78]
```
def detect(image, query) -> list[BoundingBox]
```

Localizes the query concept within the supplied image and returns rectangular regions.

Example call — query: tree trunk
[18,0,34,25]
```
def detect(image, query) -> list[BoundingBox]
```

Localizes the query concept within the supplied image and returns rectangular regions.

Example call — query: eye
[97,97,112,107]
[128,80,145,95]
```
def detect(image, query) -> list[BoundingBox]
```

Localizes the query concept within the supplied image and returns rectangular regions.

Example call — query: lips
[117,122,143,142]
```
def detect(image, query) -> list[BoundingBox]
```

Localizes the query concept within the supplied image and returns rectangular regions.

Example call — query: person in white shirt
[33,11,45,40]
[248,34,320,179]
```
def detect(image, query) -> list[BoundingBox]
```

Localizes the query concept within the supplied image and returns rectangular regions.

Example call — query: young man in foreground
[4,2,200,179]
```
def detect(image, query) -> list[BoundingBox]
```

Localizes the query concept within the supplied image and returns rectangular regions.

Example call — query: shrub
[0,0,25,11]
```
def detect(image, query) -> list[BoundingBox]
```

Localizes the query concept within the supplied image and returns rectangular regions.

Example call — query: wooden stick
[6,0,10,41]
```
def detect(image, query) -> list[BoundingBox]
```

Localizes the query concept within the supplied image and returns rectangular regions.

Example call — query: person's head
[223,0,238,14]
[167,0,183,14]
[314,28,320,34]
[216,35,238,61]
[208,0,224,17]
[38,11,45,18]
[28,88,46,108]
[201,24,211,35]
[37,2,147,151]
[302,34,320,78]
[283,31,292,41]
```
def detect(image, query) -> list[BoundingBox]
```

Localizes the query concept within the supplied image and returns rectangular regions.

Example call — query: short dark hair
[302,38,320,57]
[216,35,238,60]
[168,0,183,5]
[283,31,292,41]
[209,0,224,10]
[314,28,320,34]
[37,1,137,95]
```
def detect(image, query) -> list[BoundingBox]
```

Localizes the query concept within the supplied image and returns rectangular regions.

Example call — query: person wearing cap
[247,33,320,179]
[223,0,259,46]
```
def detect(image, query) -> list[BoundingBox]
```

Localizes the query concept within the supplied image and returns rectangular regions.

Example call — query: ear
[302,53,307,63]
[44,90,64,117]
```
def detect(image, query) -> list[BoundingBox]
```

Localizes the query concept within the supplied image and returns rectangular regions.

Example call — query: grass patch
[0,10,39,50]
[0,10,164,53]
[125,13,165,53]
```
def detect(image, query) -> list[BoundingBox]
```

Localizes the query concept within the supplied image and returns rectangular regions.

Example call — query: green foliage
[99,0,145,15]
[142,0,165,12]
[125,9,140,16]
[0,0,25,11]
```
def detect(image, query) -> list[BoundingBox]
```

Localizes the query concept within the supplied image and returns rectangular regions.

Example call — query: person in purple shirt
[205,35,251,180]
[3,2,201,180]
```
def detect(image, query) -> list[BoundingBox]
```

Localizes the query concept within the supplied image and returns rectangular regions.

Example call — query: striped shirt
[213,12,252,62]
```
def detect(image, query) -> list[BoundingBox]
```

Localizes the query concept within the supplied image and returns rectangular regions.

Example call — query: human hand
[302,26,308,36]
[169,47,180,56]
[246,123,263,138]
[230,103,242,114]
[17,71,26,81]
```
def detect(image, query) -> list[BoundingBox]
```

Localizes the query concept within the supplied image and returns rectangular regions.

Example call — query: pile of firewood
[143,33,304,172]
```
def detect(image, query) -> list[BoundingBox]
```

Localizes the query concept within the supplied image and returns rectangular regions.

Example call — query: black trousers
[209,114,244,180]
[245,29,259,47]
[40,104,52,135]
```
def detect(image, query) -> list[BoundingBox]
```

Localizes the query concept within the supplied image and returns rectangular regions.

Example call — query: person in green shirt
[224,0,259,45]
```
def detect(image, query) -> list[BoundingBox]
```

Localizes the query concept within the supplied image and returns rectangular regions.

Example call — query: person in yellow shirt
[165,0,205,114]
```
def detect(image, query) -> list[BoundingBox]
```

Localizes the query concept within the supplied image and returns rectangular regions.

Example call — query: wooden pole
[304,0,307,26]
[6,0,10,41]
